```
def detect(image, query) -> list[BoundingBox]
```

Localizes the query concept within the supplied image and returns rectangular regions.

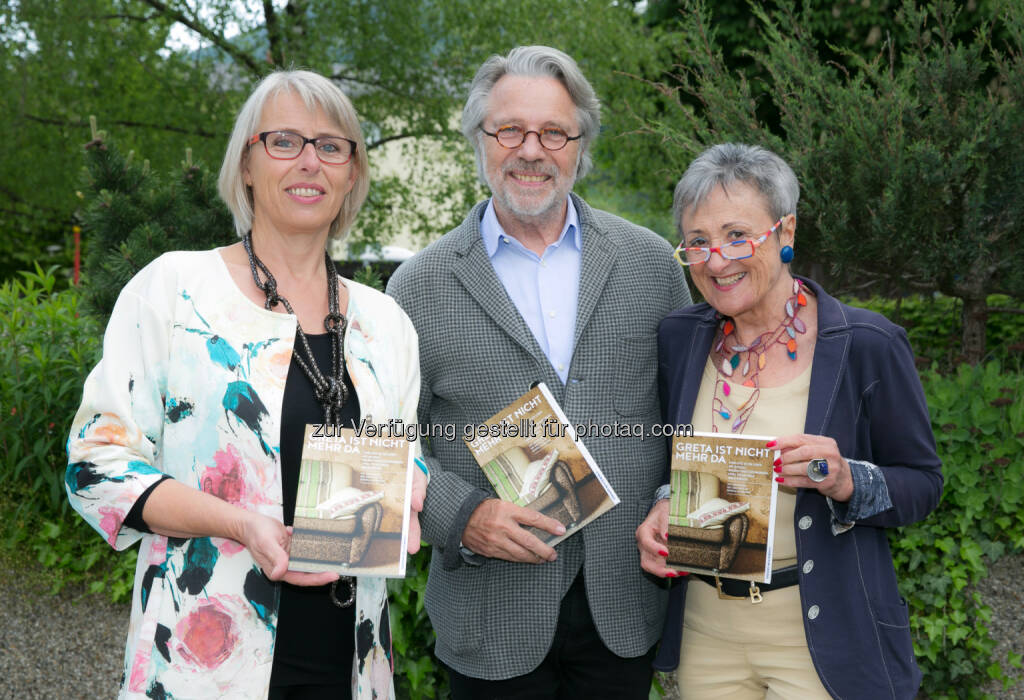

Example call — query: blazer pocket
[613,334,659,418]
[426,566,486,655]
[874,598,922,693]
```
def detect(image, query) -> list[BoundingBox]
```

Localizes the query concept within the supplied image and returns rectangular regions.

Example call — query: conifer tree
[78,121,233,320]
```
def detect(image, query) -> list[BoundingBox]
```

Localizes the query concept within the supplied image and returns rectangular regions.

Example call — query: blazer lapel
[451,208,547,363]
[802,277,851,435]
[572,195,618,349]
[677,317,718,425]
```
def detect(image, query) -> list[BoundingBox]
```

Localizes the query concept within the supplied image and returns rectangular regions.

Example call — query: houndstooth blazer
[387,193,690,680]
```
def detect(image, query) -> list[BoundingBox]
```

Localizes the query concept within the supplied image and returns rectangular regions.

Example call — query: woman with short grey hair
[638,143,942,698]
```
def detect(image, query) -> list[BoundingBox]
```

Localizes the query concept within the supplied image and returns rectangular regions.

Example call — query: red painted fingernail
[663,533,669,540]
[678,571,689,576]
[773,457,782,467]
[773,465,782,473]
[775,476,785,483]
[666,572,677,578]
[766,440,777,448]
[658,549,669,557]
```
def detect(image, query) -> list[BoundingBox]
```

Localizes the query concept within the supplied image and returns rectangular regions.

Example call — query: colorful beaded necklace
[711,278,808,433]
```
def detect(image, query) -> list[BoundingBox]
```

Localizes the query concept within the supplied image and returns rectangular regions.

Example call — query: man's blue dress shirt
[480,197,581,384]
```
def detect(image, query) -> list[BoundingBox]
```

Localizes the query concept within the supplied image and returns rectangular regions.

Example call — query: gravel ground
[0,561,125,699]
[2,554,1021,699]
[976,550,1024,700]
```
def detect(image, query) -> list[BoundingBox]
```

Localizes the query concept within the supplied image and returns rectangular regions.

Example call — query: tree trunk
[960,295,988,365]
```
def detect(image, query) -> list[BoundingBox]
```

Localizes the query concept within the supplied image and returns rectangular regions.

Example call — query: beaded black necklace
[242,231,356,608]
[242,231,349,424]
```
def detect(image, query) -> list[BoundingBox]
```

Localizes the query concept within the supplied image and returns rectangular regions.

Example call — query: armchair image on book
[483,446,583,524]
[289,426,413,577]
[669,470,749,573]
[465,382,619,547]
[296,467,385,566]
[667,432,779,583]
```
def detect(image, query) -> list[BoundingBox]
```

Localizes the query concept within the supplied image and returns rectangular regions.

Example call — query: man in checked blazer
[387,45,690,698]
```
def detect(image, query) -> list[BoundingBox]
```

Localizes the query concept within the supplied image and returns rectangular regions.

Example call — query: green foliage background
[0,0,678,278]
[2,1,1023,697]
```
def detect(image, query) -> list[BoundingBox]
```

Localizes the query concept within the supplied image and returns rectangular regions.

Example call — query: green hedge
[894,361,1024,697]
[0,267,1020,697]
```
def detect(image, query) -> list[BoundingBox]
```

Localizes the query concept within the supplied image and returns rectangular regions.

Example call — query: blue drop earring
[780,245,794,263]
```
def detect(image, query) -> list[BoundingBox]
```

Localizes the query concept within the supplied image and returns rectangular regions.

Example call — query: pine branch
[136,0,265,77]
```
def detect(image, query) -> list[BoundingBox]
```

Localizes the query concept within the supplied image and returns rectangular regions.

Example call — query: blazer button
[802,559,814,574]
[807,605,820,620]
[798,515,813,530]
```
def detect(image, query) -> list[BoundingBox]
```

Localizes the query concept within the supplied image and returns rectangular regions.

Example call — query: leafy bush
[0,265,100,511]
[0,264,137,599]
[893,361,1024,697]
[389,548,449,698]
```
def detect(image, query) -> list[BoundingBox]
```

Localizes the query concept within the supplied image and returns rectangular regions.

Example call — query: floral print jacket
[66,250,419,700]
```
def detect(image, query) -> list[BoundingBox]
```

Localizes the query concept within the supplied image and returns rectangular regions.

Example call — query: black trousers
[448,573,656,700]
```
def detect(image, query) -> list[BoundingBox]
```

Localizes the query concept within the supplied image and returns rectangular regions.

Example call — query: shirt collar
[481,196,581,258]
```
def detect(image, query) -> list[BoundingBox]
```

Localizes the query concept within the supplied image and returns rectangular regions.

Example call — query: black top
[272,332,360,688]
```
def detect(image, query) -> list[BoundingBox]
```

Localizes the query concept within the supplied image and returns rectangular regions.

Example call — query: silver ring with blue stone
[807,459,829,482]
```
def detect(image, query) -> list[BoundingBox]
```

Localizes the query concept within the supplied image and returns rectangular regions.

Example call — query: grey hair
[673,143,799,233]
[218,70,370,240]
[461,45,601,182]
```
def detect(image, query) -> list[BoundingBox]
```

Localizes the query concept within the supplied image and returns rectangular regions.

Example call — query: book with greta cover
[288,425,413,578]
[667,432,779,583]
[463,383,619,547]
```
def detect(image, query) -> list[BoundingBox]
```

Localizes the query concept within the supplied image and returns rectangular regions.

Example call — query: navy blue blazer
[653,277,943,699]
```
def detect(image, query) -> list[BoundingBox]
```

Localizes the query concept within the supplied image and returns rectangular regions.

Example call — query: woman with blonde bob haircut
[219,70,371,240]
[67,69,423,699]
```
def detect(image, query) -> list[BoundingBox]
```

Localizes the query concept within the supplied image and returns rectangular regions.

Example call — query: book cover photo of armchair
[667,432,780,583]
[288,425,414,577]
[463,382,619,546]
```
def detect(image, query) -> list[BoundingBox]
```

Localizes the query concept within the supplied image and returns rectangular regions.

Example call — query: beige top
[692,355,812,569]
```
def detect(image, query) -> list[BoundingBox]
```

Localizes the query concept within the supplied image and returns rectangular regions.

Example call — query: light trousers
[677,578,832,699]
